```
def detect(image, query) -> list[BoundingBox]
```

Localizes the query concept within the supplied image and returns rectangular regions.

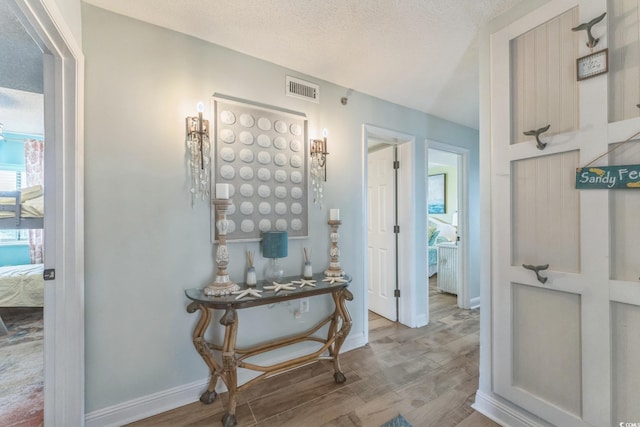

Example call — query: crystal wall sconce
[186,102,211,206]
[310,129,329,208]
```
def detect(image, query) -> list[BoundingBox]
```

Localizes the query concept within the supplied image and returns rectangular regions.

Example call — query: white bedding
[0,185,44,219]
[0,264,44,307]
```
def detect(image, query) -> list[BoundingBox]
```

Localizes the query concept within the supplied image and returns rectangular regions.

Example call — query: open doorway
[362,124,417,337]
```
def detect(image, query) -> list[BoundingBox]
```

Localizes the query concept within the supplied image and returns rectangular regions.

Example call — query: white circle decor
[290,123,302,135]
[257,134,271,148]
[274,136,287,150]
[290,154,302,168]
[291,187,303,199]
[257,168,271,181]
[274,169,287,183]
[228,184,235,197]
[291,218,302,231]
[257,151,272,165]
[240,201,254,215]
[290,202,303,215]
[290,139,302,152]
[239,131,254,145]
[274,120,288,133]
[240,219,254,233]
[258,185,271,198]
[220,110,236,125]
[274,186,287,199]
[220,165,235,179]
[227,220,236,234]
[239,184,254,197]
[239,113,254,128]
[227,204,236,216]
[275,202,287,215]
[220,129,235,143]
[220,147,235,162]
[274,153,287,166]
[239,166,254,180]
[239,149,254,163]
[275,218,287,231]
[290,171,303,184]
[258,202,271,215]
[259,219,272,232]
[257,117,272,131]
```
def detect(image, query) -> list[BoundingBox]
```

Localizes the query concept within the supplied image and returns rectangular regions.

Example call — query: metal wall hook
[571,12,606,49]
[523,124,551,150]
[522,264,549,284]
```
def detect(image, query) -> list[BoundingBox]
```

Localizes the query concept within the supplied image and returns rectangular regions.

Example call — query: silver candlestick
[204,199,240,296]
[325,220,344,277]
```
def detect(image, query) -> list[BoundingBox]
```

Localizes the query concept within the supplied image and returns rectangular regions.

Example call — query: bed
[428,218,457,277]
[0,185,44,229]
[0,263,44,335]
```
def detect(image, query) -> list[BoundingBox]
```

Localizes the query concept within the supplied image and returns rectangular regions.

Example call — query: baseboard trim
[472,390,546,427]
[85,332,367,427]
[470,297,480,309]
[414,313,428,328]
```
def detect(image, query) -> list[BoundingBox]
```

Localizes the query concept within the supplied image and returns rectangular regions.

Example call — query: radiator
[437,244,458,294]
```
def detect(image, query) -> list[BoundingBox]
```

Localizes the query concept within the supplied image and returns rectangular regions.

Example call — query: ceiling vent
[286,76,319,103]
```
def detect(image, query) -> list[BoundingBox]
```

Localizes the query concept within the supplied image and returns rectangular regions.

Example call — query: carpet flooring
[0,307,44,427]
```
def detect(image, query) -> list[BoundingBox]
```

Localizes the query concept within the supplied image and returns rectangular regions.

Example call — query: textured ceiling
[81,0,524,130]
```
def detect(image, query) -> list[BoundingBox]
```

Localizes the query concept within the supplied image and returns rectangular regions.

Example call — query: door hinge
[394,225,400,233]
[394,289,400,298]
[393,160,400,169]
[43,268,55,280]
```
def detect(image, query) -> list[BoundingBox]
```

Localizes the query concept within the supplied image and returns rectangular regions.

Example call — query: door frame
[426,140,470,309]
[11,1,85,425]
[362,124,417,336]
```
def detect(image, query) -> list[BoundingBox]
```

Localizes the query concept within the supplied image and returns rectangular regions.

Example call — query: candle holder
[325,220,344,277]
[204,199,240,296]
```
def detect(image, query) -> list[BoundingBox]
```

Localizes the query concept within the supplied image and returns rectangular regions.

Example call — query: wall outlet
[300,298,310,313]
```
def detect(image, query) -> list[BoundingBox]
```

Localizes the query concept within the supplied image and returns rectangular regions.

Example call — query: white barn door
[367,145,397,321]
[488,0,638,425]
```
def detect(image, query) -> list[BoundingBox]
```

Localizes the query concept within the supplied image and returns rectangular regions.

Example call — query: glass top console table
[185,273,353,427]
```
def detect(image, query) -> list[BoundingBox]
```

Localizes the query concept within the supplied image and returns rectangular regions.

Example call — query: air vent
[286,76,320,103]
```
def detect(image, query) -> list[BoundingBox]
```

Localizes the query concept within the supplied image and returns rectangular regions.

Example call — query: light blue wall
[82,4,480,413]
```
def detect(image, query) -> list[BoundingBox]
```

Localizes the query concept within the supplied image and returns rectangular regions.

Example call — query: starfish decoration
[232,288,263,300]
[292,278,317,288]
[323,276,348,285]
[263,281,296,293]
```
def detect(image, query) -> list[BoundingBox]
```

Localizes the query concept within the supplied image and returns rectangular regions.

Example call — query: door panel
[367,146,396,321]
[611,302,640,423]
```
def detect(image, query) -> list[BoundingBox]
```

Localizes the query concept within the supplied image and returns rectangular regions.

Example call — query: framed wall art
[428,173,446,214]
[211,94,308,242]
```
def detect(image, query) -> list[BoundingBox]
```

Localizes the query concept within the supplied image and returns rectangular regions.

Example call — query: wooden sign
[576,165,640,189]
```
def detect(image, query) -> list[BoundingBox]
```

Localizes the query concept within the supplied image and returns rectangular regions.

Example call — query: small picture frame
[428,173,446,214]
[576,48,608,81]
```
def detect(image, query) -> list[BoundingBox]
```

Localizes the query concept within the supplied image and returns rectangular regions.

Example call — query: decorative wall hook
[571,12,606,49]
[523,264,549,284]
[523,124,550,150]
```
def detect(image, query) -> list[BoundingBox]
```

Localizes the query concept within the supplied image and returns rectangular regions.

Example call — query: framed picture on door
[428,173,446,214]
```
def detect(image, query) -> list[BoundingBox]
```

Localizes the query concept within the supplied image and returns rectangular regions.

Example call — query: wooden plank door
[367,145,397,321]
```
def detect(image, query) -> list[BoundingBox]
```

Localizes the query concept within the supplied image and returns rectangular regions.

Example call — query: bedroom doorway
[0,1,45,425]
[427,143,468,311]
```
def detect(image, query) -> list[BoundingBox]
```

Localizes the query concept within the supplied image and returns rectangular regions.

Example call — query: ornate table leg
[220,307,239,427]
[187,302,220,404]
[328,288,353,383]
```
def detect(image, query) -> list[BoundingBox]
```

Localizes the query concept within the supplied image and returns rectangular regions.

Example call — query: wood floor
[128,277,499,427]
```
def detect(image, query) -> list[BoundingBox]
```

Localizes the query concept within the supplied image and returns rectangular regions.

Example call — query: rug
[0,307,44,427]
[380,414,414,427]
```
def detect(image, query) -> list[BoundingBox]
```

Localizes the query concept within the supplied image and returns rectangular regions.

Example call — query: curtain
[24,139,44,264]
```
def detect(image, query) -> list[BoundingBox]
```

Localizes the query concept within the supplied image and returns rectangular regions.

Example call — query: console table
[185,273,352,427]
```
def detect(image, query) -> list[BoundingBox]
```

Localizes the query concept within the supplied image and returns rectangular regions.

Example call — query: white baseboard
[472,390,547,427]
[85,332,367,427]
[470,296,480,309]
[414,313,428,328]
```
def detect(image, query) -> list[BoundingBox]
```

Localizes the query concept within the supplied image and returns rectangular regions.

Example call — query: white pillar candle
[216,183,229,199]
[329,208,340,221]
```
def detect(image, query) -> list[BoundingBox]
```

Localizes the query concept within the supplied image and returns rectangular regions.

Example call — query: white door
[489,0,637,425]
[367,145,396,321]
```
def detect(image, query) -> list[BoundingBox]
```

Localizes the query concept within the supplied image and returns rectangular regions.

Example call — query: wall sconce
[310,129,329,208]
[186,102,211,206]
